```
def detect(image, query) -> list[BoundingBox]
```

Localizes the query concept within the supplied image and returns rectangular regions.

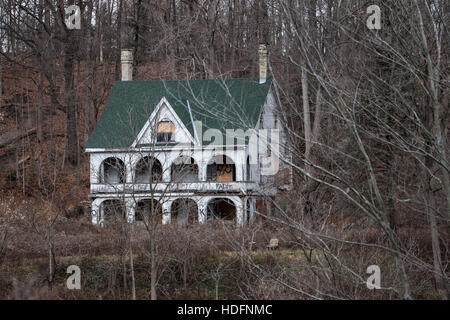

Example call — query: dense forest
[0,0,448,300]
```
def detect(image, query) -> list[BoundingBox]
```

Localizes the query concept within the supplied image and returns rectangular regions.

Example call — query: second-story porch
[88,147,260,195]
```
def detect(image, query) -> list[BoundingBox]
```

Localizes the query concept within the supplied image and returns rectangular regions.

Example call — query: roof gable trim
[131,97,196,148]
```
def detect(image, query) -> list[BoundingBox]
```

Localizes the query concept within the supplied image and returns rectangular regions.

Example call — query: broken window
[207,155,236,182]
[156,121,175,143]
[217,164,234,182]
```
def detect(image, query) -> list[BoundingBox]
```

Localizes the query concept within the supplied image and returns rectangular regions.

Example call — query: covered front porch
[90,194,257,227]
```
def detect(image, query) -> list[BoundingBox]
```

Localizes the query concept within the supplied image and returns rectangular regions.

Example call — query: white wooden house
[85,46,291,226]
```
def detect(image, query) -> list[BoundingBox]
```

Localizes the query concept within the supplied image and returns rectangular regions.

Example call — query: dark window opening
[157,132,173,142]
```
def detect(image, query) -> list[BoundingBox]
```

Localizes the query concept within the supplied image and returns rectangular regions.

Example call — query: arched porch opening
[171,156,198,182]
[207,155,236,182]
[206,198,236,221]
[101,199,126,223]
[101,158,125,184]
[135,199,162,224]
[171,198,198,225]
[135,157,162,183]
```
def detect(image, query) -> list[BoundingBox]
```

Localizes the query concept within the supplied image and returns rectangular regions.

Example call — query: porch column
[236,197,244,227]
[236,162,244,182]
[197,199,207,223]
[243,197,248,223]
[162,201,171,224]
[125,161,133,184]
[198,161,207,181]
[236,150,245,182]
[249,197,256,223]
[162,162,171,182]
[125,198,136,223]
[91,199,101,225]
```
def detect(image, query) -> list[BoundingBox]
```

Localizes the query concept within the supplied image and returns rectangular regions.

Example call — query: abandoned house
[85,45,291,226]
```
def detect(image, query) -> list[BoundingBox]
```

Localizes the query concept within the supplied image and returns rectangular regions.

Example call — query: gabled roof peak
[85,77,272,149]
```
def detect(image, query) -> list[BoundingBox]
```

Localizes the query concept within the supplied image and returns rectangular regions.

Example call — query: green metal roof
[85,77,272,149]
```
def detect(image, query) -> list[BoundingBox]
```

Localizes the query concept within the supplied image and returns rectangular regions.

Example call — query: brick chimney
[121,49,133,81]
[258,43,267,84]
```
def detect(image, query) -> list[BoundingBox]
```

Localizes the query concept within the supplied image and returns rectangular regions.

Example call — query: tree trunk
[115,0,123,80]
[84,59,91,142]
[414,0,450,222]
[0,49,2,112]
[424,146,449,300]
[302,65,312,175]
[128,223,136,300]
[427,189,449,300]
[64,35,78,165]
[150,188,157,300]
